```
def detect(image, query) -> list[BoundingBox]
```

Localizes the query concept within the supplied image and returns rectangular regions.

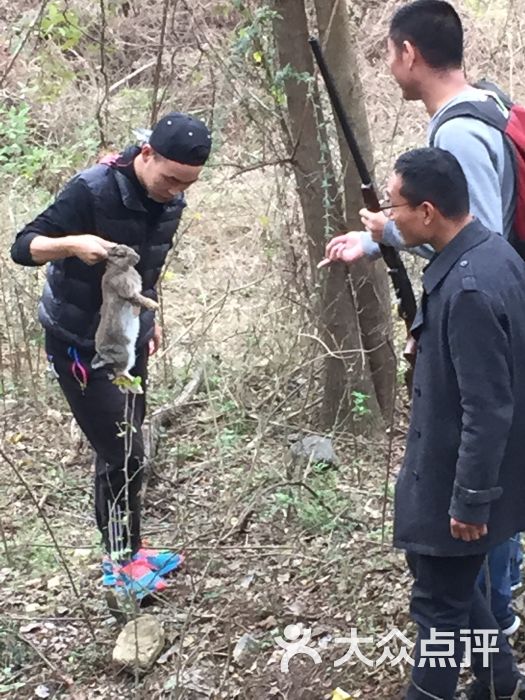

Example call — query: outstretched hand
[317,231,365,268]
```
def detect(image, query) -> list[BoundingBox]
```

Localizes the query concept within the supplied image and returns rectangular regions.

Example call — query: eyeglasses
[377,202,412,217]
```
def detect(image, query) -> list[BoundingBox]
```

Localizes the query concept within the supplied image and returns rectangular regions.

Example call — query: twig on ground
[0,444,97,642]
[17,632,85,699]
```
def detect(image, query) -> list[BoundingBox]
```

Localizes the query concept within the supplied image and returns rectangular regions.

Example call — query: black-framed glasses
[377,202,412,216]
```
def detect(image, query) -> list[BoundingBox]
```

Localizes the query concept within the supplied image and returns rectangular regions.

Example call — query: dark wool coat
[394,219,525,556]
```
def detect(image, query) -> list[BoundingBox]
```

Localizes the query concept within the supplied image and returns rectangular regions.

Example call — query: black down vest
[39,164,185,349]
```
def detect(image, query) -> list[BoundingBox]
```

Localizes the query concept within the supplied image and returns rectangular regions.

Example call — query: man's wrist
[63,235,77,257]
[359,231,382,259]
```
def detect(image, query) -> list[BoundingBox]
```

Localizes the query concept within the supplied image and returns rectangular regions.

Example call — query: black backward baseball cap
[149,112,212,166]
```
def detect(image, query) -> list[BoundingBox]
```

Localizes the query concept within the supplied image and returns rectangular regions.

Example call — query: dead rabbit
[92,244,158,393]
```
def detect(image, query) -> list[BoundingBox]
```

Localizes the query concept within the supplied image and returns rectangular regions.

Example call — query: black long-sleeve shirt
[11,146,164,266]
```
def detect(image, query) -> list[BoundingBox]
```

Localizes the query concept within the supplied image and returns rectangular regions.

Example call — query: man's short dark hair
[394,147,470,219]
[390,0,463,70]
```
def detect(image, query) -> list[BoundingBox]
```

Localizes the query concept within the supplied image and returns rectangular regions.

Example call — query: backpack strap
[429,98,509,146]
[473,79,513,110]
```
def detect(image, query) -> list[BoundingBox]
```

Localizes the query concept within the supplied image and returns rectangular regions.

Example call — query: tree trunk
[314,0,396,420]
[273,0,380,430]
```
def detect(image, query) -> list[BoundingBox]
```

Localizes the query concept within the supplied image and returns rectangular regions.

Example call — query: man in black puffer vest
[11,112,212,596]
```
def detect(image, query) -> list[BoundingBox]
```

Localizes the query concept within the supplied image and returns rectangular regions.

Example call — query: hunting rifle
[309,37,417,361]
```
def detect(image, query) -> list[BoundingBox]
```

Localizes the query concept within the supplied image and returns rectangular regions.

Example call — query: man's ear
[403,40,417,69]
[141,143,155,160]
[421,201,435,225]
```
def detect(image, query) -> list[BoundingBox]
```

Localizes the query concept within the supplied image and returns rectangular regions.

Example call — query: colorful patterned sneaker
[117,560,167,601]
[102,556,119,586]
[133,547,184,577]
[101,557,167,601]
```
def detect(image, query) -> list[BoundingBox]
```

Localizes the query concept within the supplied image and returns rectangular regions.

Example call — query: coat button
[414,386,421,397]
[415,430,421,438]
[460,260,469,267]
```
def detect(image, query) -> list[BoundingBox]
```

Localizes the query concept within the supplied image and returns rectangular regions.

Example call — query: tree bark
[273,0,379,430]
[313,0,396,420]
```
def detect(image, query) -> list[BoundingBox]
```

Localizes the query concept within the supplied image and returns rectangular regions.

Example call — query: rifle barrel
[308,37,372,189]
[308,35,417,328]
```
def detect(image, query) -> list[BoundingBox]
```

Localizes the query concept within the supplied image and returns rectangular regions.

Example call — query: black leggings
[46,332,148,559]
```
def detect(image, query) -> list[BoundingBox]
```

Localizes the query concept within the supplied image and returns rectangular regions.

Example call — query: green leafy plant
[232,6,279,58]
[0,103,96,184]
[269,472,355,535]
[39,2,82,51]
[351,390,372,420]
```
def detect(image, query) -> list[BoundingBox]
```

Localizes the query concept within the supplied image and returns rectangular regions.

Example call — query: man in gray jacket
[324,0,521,638]
[326,0,515,262]
[385,147,525,699]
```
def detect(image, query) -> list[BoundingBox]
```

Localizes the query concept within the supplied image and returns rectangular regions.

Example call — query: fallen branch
[109,60,157,95]
[149,366,205,424]
[142,365,204,499]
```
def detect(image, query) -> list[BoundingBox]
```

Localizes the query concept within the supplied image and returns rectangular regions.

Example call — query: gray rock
[112,614,165,669]
[288,434,337,467]
[232,632,259,666]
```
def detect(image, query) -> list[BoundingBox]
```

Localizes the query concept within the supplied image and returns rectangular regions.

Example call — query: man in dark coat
[322,0,522,637]
[385,148,525,699]
[11,112,212,597]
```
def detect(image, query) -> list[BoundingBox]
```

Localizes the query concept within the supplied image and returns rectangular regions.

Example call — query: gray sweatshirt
[361,87,516,260]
